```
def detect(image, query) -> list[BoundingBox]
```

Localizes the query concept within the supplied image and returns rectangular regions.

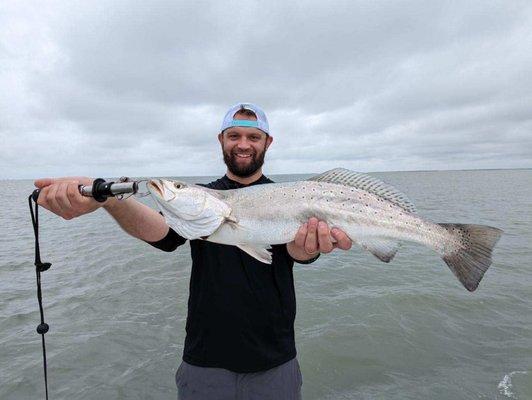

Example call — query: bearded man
[34,103,352,400]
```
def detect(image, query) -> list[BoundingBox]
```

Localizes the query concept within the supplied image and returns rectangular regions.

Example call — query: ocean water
[1,169,531,400]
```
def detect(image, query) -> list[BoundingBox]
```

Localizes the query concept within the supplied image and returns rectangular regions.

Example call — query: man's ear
[265,135,273,150]
[218,133,223,146]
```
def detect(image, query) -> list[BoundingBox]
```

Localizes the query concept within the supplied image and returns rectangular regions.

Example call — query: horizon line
[2,166,531,181]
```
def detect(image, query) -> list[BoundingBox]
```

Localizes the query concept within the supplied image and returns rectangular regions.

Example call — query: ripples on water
[1,170,531,399]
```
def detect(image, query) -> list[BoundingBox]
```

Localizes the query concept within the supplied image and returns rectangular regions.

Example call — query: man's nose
[236,138,251,149]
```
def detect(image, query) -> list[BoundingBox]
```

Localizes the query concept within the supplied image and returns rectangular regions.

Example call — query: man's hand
[34,177,106,220]
[286,217,352,262]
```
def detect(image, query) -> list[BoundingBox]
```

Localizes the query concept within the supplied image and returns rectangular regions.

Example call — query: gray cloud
[1,0,531,179]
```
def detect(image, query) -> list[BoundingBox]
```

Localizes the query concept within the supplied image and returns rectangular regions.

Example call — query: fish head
[147,179,231,239]
[148,179,206,217]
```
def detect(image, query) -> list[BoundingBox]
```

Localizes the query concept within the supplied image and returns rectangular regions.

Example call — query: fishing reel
[31,177,144,202]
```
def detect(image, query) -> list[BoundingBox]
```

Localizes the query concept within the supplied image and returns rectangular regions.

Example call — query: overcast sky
[1,0,531,179]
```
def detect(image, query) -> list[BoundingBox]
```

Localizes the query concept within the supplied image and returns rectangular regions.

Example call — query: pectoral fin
[237,244,273,264]
[358,238,400,263]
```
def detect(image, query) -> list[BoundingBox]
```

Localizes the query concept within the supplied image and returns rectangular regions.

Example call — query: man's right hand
[34,177,106,220]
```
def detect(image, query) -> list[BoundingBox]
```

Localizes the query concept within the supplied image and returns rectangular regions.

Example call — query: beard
[223,144,267,178]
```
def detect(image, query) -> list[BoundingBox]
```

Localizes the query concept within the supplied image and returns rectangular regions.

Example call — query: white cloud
[1,0,531,179]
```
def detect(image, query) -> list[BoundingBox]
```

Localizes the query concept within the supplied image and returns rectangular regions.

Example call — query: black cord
[29,195,51,400]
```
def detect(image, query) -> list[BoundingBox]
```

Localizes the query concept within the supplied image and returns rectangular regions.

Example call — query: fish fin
[237,244,273,264]
[225,216,254,233]
[440,224,503,292]
[358,238,400,263]
[307,168,416,214]
[225,214,239,225]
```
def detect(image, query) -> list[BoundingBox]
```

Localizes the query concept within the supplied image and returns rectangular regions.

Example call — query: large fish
[147,168,502,292]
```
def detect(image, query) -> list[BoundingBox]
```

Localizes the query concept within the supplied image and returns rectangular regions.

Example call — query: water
[1,170,531,399]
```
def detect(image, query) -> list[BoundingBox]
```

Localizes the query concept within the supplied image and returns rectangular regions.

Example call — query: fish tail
[439,224,503,292]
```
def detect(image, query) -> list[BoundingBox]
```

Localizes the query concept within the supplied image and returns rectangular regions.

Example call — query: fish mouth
[147,179,164,197]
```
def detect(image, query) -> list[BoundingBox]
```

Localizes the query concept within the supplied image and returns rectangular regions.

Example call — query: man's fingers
[34,177,101,220]
[304,218,319,254]
[34,178,54,189]
[331,228,353,250]
[66,181,84,206]
[45,184,61,214]
[55,182,73,217]
[34,176,91,189]
[294,218,353,256]
[36,185,51,207]
[294,223,308,248]
[317,221,334,253]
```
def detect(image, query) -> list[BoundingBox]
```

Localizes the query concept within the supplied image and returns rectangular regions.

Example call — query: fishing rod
[29,177,146,400]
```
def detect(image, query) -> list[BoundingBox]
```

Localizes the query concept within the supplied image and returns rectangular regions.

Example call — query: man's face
[218,116,273,178]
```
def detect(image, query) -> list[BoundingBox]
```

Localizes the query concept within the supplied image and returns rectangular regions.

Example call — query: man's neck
[225,169,264,185]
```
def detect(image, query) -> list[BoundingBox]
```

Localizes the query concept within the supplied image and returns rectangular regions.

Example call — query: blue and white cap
[220,103,270,135]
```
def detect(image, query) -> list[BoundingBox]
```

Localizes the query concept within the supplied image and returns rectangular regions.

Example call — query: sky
[1,0,531,179]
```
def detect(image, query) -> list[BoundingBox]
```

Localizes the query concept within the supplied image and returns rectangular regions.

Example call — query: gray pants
[176,358,303,400]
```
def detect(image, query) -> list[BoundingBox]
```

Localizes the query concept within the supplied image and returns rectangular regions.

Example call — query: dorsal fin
[307,168,417,213]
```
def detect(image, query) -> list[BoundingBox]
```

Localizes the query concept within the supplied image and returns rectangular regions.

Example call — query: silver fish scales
[148,168,502,292]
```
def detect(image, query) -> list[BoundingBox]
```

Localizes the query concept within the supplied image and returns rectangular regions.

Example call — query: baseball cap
[220,103,270,135]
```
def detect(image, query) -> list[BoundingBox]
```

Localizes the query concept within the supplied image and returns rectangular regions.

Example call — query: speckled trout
[147,168,502,292]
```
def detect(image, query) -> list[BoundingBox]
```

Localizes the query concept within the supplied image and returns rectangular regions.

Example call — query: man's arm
[34,177,169,242]
[103,197,169,242]
[286,217,352,262]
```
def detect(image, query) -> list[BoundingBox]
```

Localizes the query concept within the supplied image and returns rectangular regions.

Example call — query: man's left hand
[286,217,352,262]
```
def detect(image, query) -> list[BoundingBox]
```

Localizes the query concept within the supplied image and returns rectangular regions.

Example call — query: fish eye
[174,182,182,189]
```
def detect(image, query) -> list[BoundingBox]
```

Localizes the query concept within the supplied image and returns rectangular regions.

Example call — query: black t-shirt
[147,174,317,372]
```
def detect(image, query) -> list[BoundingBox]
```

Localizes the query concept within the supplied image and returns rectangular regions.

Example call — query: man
[34,103,352,399]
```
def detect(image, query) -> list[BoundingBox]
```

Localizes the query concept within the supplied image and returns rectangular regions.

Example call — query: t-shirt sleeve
[145,227,187,252]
